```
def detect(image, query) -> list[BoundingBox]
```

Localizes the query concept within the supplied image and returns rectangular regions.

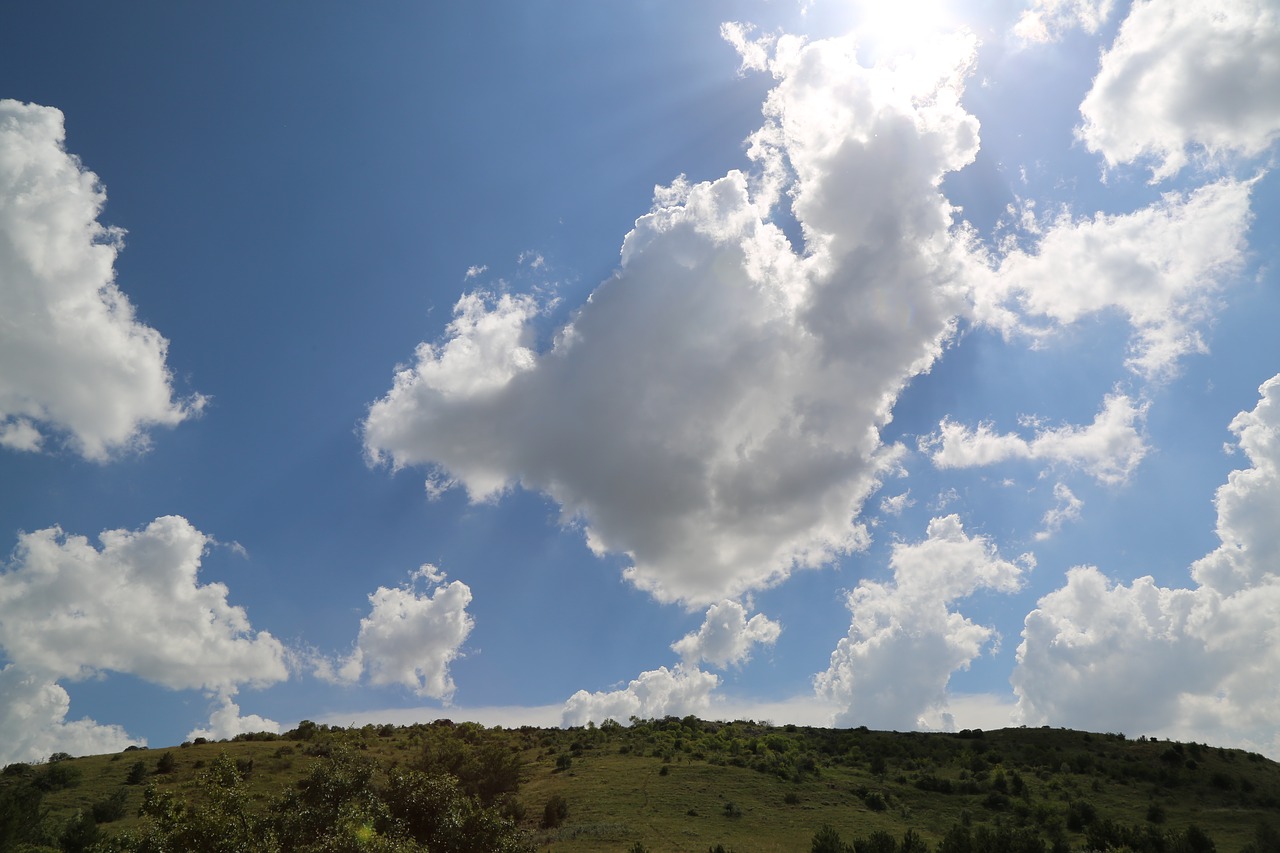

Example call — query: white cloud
[1013,0,1115,43]
[0,516,288,692]
[561,664,720,726]
[879,491,915,516]
[1015,375,1280,757]
[0,100,202,461]
[321,691,1016,733]
[0,419,42,453]
[721,21,776,74]
[927,393,1148,484]
[816,515,1029,731]
[322,567,473,701]
[187,695,280,742]
[1191,374,1280,595]
[975,179,1253,378]
[1036,482,1084,540]
[671,600,781,669]
[0,665,143,765]
[365,31,983,605]
[1079,0,1280,180]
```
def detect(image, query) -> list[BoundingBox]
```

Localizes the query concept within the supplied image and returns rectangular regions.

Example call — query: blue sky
[3,0,1280,762]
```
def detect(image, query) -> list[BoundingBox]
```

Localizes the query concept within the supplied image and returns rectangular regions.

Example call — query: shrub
[852,829,897,853]
[542,793,569,828]
[723,800,742,818]
[1065,799,1096,831]
[33,761,80,791]
[863,790,888,811]
[900,829,929,853]
[59,811,100,853]
[155,751,177,774]
[91,788,129,823]
[812,824,850,853]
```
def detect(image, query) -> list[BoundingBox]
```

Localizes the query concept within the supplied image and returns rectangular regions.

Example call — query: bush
[542,793,569,828]
[900,829,929,853]
[852,830,897,853]
[155,751,177,774]
[1065,799,1096,831]
[812,824,851,853]
[863,790,888,811]
[32,761,80,791]
[126,760,148,785]
[723,800,742,818]
[91,788,129,823]
[59,811,100,853]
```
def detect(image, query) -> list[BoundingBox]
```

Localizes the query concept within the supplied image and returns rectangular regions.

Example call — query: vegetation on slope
[4,717,1280,852]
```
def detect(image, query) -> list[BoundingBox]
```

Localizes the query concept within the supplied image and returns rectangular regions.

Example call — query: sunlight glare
[848,0,963,59]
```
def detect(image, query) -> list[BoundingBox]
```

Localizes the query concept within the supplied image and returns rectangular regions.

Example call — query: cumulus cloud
[1014,0,1115,42]
[975,180,1253,378]
[0,515,288,692]
[927,393,1149,484]
[321,565,473,701]
[0,100,201,461]
[1015,375,1280,756]
[365,31,983,605]
[0,665,143,765]
[815,515,1029,730]
[561,664,720,726]
[671,600,781,669]
[1078,0,1280,180]
[1191,376,1280,595]
[187,695,280,742]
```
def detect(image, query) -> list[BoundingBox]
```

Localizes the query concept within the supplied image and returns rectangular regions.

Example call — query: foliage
[852,829,898,853]
[414,722,522,805]
[541,792,569,828]
[99,749,531,853]
[0,773,54,850]
[90,788,129,823]
[14,718,1278,852]
[813,824,851,853]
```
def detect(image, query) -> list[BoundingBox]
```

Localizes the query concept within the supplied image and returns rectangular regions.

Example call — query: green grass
[7,720,1280,852]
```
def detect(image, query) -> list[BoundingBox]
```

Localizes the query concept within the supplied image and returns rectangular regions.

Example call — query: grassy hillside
[5,717,1280,851]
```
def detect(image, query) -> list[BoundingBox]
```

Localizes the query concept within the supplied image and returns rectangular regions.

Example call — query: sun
[846,0,966,59]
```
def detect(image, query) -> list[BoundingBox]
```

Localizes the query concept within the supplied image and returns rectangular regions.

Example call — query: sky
[2,0,1279,764]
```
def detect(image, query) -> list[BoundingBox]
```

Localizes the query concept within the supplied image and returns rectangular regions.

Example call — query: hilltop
[4,717,1280,851]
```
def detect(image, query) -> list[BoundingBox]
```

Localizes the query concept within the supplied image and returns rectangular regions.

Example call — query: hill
[3,717,1279,851]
